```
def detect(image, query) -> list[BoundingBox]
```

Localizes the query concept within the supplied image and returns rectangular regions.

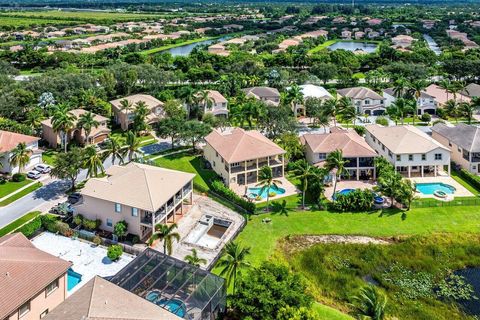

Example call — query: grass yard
[0,16,78,28]
[451,169,480,195]
[308,39,338,54]
[0,182,42,207]
[313,303,353,320]
[42,150,59,166]
[140,37,214,55]
[0,211,41,237]
[152,151,218,191]
[0,179,32,199]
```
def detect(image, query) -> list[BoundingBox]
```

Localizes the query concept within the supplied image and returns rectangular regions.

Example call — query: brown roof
[0,130,39,153]
[242,87,280,100]
[43,276,182,320]
[200,90,228,104]
[0,233,72,319]
[424,84,471,105]
[41,109,109,128]
[205,128,285,163]
[301,129,377,158]
[337,87,384,100]
[109,94,164,114]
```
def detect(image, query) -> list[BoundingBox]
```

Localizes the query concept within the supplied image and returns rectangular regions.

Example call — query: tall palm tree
[133,101,149,134]
[459,101,479,125]
[351,286,387,320]
[180,86,198,117]
[77,111,99,145]
[103,135,124,165]
[393,77,409,98]
[292,160,315,209]
[444,99,459,123]
[217,241,251,294]
[256,166,282,212]
[51,104,77,152]
[25,107,45,134]
[287,84,304,117]
[83,145,105,178]
[323,97,340,127]
[326,150,349,200]
[121,131,140,162]
[148,223,180,255]
[119,99,133,127]
[408,79,428,124]
[184,249,207,267]
[438,79,452,101]
[390,98,415,125]
[198,90,214,115]
[9,143,31,173]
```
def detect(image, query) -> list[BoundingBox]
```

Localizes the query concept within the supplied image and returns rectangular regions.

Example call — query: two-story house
[204,128,286,187]
[432,123,480,175]
[74,162,194,241]
[0,233,71,320]
[110,94,165,131]
[338,87,386,116]
[383,88,437,115]
[242,86,281,106]
[0,130,42,174]
[365,124,451,177]
[41,109,110,147]
[195,90,229,117]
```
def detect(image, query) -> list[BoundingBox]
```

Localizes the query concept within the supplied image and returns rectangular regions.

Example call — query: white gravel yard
[31,232,134,295]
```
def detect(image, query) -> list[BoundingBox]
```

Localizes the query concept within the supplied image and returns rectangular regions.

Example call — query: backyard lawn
[0,179,32,199]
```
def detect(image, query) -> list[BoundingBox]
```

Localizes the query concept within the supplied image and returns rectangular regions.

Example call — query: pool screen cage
[109,248,226,320]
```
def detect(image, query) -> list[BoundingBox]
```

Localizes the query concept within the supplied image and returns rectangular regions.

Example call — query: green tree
[180,121,211,152]
[132,100,149,134]
[256,166,282,212]
[459,101,479,125]
[351,286,387,320]
[83,145,105,178]
[50,148,84,191]
[184,248,207,267]
[390,98,415,125]
[217,241,251,294]
[292,160,315,209]
[77,111,99,145]
[148,223,180,255]
[326,150,349,200]
[103,135,124,165]
[113,220,128,241]
[277,132,303,162]
[121,131,140,162]
[156,118,185,149]
[377,170,402,208]
[396,179,416,210]
[286,84,304,117]
[9,142,31,173]
[51,104,77,152]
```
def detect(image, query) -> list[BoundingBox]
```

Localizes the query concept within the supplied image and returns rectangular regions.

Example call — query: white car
[34,164,51,173]
[27,170,42,180]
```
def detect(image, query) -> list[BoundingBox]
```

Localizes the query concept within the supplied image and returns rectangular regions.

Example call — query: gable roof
[242,87,280,99]
[299,84,333,99]
[197,90,227,104]
[424,84,471,105]
[79,163,194,212]
[0,130,39,153]
[366,124,449,154]
[432,123,480,152]
[463,83,480,98]
[43,276,182,320]
[301,129,377,157]
[205,128,285,163]
[0,233,72,319]
[337,87,384,100]
[109,94,164,113]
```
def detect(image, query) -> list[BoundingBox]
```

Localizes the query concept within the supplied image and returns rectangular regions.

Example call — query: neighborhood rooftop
[0,130,39,153]
[432,123,480,152]
[109,94,164,112]
[337,87,384,100]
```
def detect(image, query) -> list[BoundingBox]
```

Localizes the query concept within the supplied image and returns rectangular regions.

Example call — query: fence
[412,198,480,208]
[75,230,145,256]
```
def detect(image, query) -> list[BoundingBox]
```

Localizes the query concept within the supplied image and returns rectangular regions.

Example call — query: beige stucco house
[0,130,42,174]
[242,87,281,106]
[338,87,386,116]
[195,90,228,117]
[110,94,165,131]
[204,128,286,187]
[41,109,110,148]
[74,162,194,241]
[0,233,71,320]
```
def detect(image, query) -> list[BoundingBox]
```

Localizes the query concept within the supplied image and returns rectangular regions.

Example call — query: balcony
[359,157,374,167]
[231,165,246,173]
[140,213,152,226]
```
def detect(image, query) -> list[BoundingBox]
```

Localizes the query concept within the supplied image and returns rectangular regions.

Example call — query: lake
[328,41,377,53]
[454,267,480,316]
[165,36,229,56]
[423,34,442,55]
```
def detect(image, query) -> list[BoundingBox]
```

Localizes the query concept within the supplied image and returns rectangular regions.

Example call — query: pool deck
[32,232,134,295]
[230,177,298,203]
[408,176,473,198]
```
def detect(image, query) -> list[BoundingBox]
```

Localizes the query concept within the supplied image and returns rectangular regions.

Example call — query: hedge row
[210,180,256,214]
[459,169,480,192]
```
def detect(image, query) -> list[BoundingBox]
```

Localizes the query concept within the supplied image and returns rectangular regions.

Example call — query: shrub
[0,176,6,184]
[18,216,42,238]
[113,220,128,240]
[329,189,374,212]
[132,235,140,245]
[375,117,389,126]
[210,180,256,214]
[432,119,445,126]
[41,215,59,233]
[82,218,100,231]
[73,214,83,226]
[11,173,26,182]
[420,113,432,122]
[353,125,366,136]
[92,235,102,246]
[55,221,71,236]
[458,168,480,191]
[107,244,123,261]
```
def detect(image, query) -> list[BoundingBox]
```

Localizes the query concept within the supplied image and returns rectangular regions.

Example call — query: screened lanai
[109,248,226,320]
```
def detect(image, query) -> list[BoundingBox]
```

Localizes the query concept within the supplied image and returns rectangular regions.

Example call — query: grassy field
[0,11,169,22]
[0,16,78,28]
[140,37,214,55]
[308,39,338,54]
[0,182,42,207]
[0,179,32,199]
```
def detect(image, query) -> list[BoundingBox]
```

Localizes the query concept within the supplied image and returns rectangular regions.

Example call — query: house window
[106,219,113,227]
[18,301,30,318]
[40,310,49,319]
[435,153,442,160]
[213,161,216,167]
[215,152,218,157]
[408,154,413,161]
[372,137,376,143]
[131,207,138,217]
[396,155,401,161]
[448,142,452,147]
[380,100,384,104]
[382,145,385,151]
[45,279,58,297]
[458,147,461,153]
[422,154,426,161]
[318,153,327,160]
[231,162,240,167]
[115,203,121,213]
[364,99,370,105]
[388,151,392,158]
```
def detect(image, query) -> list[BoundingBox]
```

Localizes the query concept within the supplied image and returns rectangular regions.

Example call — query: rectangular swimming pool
[67,268,82,291]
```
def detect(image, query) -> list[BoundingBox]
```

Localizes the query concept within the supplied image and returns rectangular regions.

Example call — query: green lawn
[308,40,338,54]
[42,150,59,166]
[0,182,42,207]
[0,179,32,199]
[313,303,353,320]
[0,211,41,236]
[451,169,480,195]
[151,151,218,191]
[140,37,214,55]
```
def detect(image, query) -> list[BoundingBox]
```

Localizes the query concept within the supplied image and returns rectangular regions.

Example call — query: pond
[165,36,229,56]
[423,34,442,55]
[453,267,480,316]
[328,41,377,53]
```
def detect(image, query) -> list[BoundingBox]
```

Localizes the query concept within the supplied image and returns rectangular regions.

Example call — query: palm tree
[184,249,207,267]
[148,223,180,255]
[25,107,45,134]
[287,84,304,117]
[197,90,214,116]
[119,99,133,117]
[393,77,409,98]
[217,241,251,294]
[390,98,415,125]
[323,97,340,127]
[444,99,459,123]
[326,150,349,200]
[121,131,140,162]
[9,143,31,173]
[103,135,124,165]
[459,101,479,124]
[256,166,282,212]
[51,104,77,152]
[438,79,452,101]
[77,111,99,145]
[292,160,315,209]
[408,79,428,124]
[180,86,198,117]
[377,171,402,208]
[351,286,387,320]
[133,101,149,134]
[83,145,105,178]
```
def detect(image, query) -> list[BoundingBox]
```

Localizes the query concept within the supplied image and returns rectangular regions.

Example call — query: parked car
[67,193,82,204]
[27,170,42,180]
[34,164,51,173]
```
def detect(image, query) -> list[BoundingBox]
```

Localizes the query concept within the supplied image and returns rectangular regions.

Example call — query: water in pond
[454,268,480,316]
[423,34,441,55]
[165,36,229,56]
[328,41,377,53]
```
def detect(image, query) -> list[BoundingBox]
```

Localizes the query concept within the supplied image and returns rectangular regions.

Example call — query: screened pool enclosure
[109,248,226,320]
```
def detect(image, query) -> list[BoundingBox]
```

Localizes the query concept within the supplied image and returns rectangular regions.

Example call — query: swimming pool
[248,185,286,199]
[67,268,82,291]
[157,298,187,318]
[415,183,456,195]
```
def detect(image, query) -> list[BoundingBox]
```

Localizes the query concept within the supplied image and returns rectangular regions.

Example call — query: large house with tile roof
[0,130,42,174]
[110,94,165,131]
[337,87,386,116]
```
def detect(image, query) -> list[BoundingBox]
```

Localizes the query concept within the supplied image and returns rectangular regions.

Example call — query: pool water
[415,183,456,195]
[67,268,82,291]
[248,185,286,199]
[157,299,187,317]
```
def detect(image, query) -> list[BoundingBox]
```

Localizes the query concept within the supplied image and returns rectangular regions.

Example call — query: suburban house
[301,127,378,180]
[337,87,386,115]
[74,162,194,241]
[0,130,41,174]
[242,86,281,106]
[110,94,165,131]
[204,128,286,187]
[432,123,480,174]
[41,109,110,148]
[383,88,437,115]
[299,84,333,100]
[462,83,480,98]
[43,276,182,320]
[365,125,451,177]
[195,90,229,117]
[391,35,415,48]
[423,84,471,107]
[0,233,71,320]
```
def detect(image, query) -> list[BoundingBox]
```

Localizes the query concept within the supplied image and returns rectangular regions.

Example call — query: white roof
[299,84,333,99]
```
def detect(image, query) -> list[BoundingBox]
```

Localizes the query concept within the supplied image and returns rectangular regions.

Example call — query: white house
[0,130,42,174]
[383,88,437,115]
